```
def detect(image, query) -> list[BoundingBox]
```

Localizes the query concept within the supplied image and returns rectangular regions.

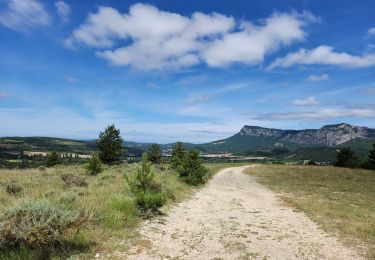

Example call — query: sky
[0,0,375,143]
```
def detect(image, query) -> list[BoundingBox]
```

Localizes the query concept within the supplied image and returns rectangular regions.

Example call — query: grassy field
[246,165,375,259]
[0,162,234,258]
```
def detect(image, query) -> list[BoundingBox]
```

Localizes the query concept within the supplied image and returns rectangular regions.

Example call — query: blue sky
[0,0,375,143]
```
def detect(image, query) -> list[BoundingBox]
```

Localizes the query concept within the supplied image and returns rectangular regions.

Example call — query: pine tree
[335,147,359,168]
[171,142,185,169]
[369,143,375,165]
[148,143,161,164]
[86,153,103,175]
[46,151,60,167]
[178,150,207,185]
[96,124,124,164]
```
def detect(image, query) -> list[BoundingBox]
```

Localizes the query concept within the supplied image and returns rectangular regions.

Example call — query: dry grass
[0,162,234,258]
[246,165,375,259]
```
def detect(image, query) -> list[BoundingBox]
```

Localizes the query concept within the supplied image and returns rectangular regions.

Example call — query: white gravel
[117,166,362,259]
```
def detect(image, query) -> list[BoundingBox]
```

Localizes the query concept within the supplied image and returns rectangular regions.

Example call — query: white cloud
[65,76,80,84]
[254,107,375,121]
[292,96,319,106]
[307,73,329,81]
[0,92,8,99]
[186,95,213,105]
[66,3,317,70]
[268,45,375,69]
[0,0,50,32]
[55,1,70,23]
[368,27,375,36]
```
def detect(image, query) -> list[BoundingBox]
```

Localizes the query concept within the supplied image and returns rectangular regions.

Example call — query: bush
[85,153,103,175]
[0,200,91,249]
[5,182,23,195]
[178,150,207,186]
[46,152,60,167]
[126,153,166,213]
[307,160,318,166]
[61,174,88,187]
[135,191,167,213]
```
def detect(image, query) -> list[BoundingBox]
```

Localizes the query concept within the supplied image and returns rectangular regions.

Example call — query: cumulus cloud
[368,27,375,36]
[55,1,70,23]
[292,96,319,106]
[0,0,50,32]
[254,107,375,121]
[268,45,375,69]
[66,3,317,70]
[307,73,329,81]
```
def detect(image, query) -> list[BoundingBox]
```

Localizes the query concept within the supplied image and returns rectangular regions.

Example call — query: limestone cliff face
[240,123,375,146]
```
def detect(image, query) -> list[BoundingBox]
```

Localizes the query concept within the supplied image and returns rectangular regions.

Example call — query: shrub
[170,142,185,169]
[5,182,23,195]
[46,151,60,167]
[307,160,318,166]
[0,200,91,249]
[135,191,166,212]
[61,174,88,187]
[178,150,207,186]
[85,153,103,175]
[335,147,360,168]
[148,144,161,164]
[96,124,124,164]
[126,153,166,213]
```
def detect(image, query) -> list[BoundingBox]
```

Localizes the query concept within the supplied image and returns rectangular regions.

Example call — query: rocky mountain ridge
[240,123,375,147]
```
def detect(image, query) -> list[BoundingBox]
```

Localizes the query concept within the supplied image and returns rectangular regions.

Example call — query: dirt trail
[122,166,361,259]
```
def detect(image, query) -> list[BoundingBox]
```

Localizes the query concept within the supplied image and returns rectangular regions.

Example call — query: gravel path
[122,166,362,259]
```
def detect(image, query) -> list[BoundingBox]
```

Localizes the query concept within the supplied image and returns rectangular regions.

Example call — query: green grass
[246,165,375,259]
[0,161,235,258]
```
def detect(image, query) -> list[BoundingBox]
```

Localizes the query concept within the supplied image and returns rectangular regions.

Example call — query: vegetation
[246,165,375,259]
[46,151,60,167]
[335,147,359,168]
[85,153,103,175]
[96,125,124,164]
[0,200,91,250]
[126,153,166,214]
[0,161,233,258]
[178,150,208,185]
[171,142,185,169]
[4,181,23,195]
[362,143,375,170]
[148,144,161,164]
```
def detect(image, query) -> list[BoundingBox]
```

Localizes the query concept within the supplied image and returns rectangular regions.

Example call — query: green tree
[85,153,103,175]
[148,143,161,164]
[171,142,185,169]
[363,143,375,170]
[335,147,359,168]
[178,150,207,185]
[46,151,60,167]
[96,124,124,164]
[125,153,166,212]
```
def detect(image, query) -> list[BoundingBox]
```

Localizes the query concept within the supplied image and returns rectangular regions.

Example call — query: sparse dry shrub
[5,182,23,195]
[0,200,91,249]
[61,174,88,188]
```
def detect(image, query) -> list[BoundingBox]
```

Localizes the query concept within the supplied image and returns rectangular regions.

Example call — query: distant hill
[1,123,374,162]
[198,123,375,161]
[0,137,144,158]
